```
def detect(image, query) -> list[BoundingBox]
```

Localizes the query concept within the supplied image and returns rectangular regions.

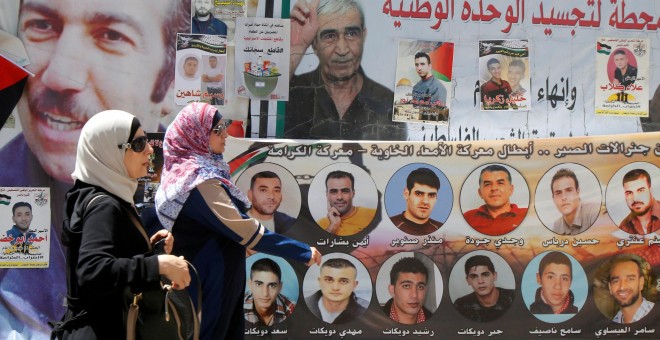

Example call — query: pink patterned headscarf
[155,102,251,230]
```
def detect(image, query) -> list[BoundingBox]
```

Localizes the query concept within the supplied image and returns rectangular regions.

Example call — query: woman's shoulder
[195,178,232,196]
[68,183,130,214]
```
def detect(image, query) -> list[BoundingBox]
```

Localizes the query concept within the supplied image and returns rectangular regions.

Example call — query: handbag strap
[126,293,142,340]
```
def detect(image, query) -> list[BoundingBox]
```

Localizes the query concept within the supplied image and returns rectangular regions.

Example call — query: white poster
[595,37,650,117]
[175,34,228,108]
[234,17,290,101]
[0,187,50,268]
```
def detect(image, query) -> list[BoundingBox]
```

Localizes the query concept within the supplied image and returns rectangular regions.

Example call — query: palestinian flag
[0,193,10,206]
[597,42,612,55]
[429,42,454,82]
[0,31,31,130]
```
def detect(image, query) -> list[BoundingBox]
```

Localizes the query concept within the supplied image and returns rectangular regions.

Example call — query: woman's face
[123,127,154,178]
[209,120,229,154]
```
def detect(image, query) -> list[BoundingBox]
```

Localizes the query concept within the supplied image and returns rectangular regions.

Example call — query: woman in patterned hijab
[155,102,321,340]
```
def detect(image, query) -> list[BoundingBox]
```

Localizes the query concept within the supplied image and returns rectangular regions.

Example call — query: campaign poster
[190,0,247,43]
[0,187,50,268]
[595,37,650,117]
[478,39,530,111]
[234,17,290,101]
[174,34,228,108]
[393,40,453,125]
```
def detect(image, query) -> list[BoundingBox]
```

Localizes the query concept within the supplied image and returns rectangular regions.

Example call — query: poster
[595,37,650,117]
[136,133,165,207]
[234,17,290,101]
[479,39,530,111]
[222,131,660,338]
[190,0,247,42]
[393,40,454,125]
[175,34,228,108]
[0,187,50,268]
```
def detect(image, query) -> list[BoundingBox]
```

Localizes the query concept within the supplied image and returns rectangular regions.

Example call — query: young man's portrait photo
[535,163,603,236]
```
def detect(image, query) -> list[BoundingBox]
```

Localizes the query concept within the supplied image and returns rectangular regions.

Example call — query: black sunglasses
[212,120,232,136]
[118,135,148,152]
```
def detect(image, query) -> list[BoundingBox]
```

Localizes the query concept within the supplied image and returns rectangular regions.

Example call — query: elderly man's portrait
[461,164,529,236]
[521,251,587,323]
[385,163,452,236]
[244,254,299,327]
[535,163,603,236]
[0,0,191,336]
[593,254,658,324]
[286,0,407,140]
[303,253,371,324]
[236,163,301,234]
[606,162,660,235]
[376,252,442,325]
[308,163,378,236]
[449,250,516,323]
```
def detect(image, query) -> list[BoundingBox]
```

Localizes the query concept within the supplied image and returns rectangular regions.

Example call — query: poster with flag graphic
[393,40,453,125]
[595,37,650,117]
[0,187,51,268]
[479,39,530,111]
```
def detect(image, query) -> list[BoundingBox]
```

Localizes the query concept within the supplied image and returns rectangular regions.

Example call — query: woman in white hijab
[53,110,190,339]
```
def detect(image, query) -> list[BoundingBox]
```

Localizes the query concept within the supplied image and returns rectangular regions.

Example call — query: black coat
[529,287,578,314]
[58,181,161,339]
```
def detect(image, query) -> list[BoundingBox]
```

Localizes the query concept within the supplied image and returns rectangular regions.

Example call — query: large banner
[284,0,660,141]
[225,132,660,338]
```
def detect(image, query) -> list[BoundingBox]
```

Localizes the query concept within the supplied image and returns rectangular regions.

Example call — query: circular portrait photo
[308,163,378,236]
[235,162,301,234]
[384,163,452,236]
[448,250,516,322]
[521,251,587,323]
[244,254,300,327]
[605,162,659,235]
[460,163,530,236]
[535,163,603,236]
[607,47,638,88]
[592,253,658,324]
[302,253,372,324]
[178,54,200,81]
[375,252,443,324]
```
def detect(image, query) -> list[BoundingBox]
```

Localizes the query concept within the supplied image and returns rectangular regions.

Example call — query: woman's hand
[306,247,322,266]
[158,255,190,290]
[150,229,173,254]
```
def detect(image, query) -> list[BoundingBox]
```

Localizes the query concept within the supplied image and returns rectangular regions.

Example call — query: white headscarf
[71,110,139,204]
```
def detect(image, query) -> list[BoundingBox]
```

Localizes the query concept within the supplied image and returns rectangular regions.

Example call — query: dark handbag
[124,261,201,340]
[123,209,202,340]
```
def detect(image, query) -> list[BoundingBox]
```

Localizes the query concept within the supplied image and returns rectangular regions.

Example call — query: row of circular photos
[236,160,659,237]
[244,250,658,327]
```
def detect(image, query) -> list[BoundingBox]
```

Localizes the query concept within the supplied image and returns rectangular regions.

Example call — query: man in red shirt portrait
[463,164,528,235]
